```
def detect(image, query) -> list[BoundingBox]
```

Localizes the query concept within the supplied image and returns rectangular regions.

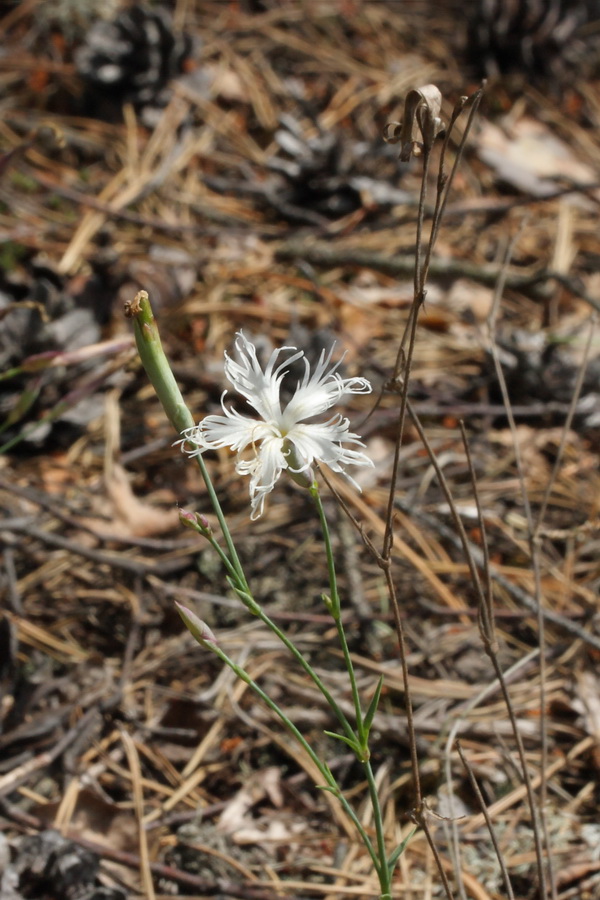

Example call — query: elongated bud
[178,508,213,536]
[179,508,198,529]
[321,594,334,615]
[283,439,314,490]
[175,602,218,648]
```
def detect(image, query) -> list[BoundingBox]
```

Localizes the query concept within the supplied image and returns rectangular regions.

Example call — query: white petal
[225,332,303,423]
[282,347,371,427]
[182,409,253,453]
[287,420,374,475]
[246,434,287,519]
[182,398,282,455]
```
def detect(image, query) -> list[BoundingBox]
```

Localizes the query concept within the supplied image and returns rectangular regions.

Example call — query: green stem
[205,529,355,741]
[194,453,249,592]
[128,291,248,591]
[204,523,358,745]
[255,605,357,745]
[310,481,393,896]
[364,758,392,896]
[208,641,381,878]
[310,482,366,747]
[205,533,244,583]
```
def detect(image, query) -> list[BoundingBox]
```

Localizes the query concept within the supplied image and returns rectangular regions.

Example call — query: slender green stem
[312,481,341,614]
[310,482,392,895]
[128,291,248,591]
[205,533,243,582]
[364,758,391,896]
[193,452,249,592]
[334,614,366,747]
[255,604,357,744]
[311,483,366,747]
[203,523,356,741]
[209,642,381,877]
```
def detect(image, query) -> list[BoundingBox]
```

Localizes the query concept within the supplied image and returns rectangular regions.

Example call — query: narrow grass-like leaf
[364,675,384,739]
[387,828,416,873]
[323,730,362,757]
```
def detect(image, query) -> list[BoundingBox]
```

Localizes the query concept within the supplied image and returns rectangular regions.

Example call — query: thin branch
[456,741,515,900]
[534,315,597,534]
[486,225,550,900]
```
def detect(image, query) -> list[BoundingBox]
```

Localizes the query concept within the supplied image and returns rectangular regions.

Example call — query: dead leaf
[230,817,302,847]
[477,117,598,198]
[218,766,283,837]
[79,464,180,539]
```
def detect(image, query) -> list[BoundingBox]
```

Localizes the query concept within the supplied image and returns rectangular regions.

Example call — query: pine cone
[75,5,192,119]
[468,0,600,78]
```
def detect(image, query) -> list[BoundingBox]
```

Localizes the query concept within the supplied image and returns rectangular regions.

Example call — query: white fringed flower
[180,332,373,519]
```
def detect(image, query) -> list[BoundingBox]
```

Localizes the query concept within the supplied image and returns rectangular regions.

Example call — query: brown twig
[486,225,549,900]
[456,740,515,900]
[1,520,195,577]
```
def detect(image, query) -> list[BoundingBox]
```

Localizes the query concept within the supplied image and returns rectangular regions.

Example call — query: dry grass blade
[120,728,156,900]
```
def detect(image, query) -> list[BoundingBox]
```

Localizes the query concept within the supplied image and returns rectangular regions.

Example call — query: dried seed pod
[383,84,445,161]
